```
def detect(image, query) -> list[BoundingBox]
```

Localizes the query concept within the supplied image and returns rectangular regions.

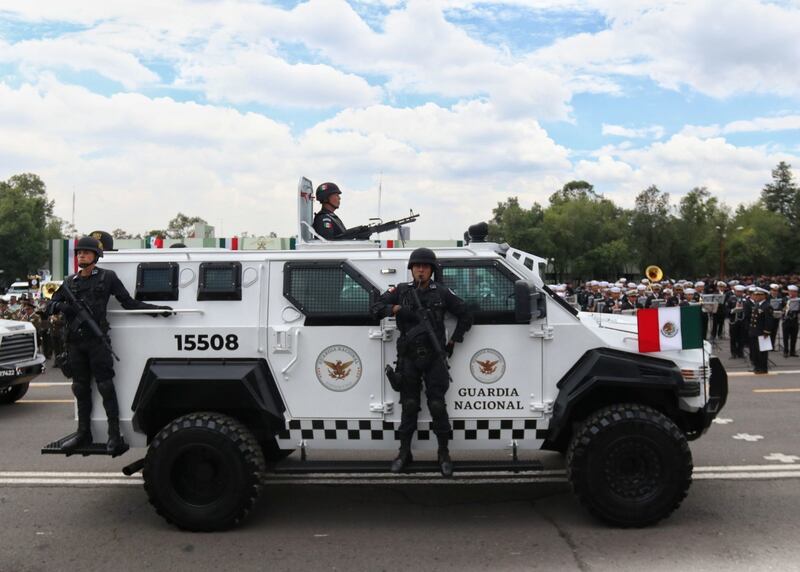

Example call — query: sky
[1,0,799,240]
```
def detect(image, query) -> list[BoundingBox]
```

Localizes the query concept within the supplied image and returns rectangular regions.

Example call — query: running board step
[271,459,544,474]
[41,433,129,458]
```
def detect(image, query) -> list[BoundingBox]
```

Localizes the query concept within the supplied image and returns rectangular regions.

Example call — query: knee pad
[95,379,117,400]
[402,397,420,413]
[427,398,447,418]
[71,381,91,400]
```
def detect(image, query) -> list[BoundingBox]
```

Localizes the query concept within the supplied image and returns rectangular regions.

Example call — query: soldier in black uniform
[312,182,349,240]
[371,248,472,477]
[745,288,775,374]
[46,236,173,453]
[782,285,799,357]
[726,285,747,358]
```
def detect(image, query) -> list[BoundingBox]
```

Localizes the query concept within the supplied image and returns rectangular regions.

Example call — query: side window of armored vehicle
[283,261,380,326]
[197,262,242,301]
[135,262,179,301]
[439,260,518,324]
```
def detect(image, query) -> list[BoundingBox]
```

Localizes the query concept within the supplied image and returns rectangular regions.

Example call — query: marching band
[556,270,800,361]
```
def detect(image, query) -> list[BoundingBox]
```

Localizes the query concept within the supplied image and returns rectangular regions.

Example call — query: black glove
[54,301,77,319]
[396,306,416,321]
[446,340,455,358]
[149,305,174,318]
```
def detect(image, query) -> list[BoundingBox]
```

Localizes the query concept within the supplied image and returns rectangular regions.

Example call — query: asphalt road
[1,350,799,572]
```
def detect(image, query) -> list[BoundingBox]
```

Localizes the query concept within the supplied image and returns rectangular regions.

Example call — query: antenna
[377,172,383,239]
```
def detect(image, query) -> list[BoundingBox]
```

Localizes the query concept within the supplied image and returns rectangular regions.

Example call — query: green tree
[540,192,630,280]
[673,187,727,278]
[167,213,208,239]
[761,161,797,224]
[726,204,792,275]
[0,173,61,284]
[630,185,676,272]
[486,197,549,255]
[549,180,599,205]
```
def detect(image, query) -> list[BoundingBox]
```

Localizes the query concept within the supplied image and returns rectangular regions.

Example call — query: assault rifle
[384,280,452,391]
[337,211,419,240]
[57,284,120,362]
[408,282,452,383]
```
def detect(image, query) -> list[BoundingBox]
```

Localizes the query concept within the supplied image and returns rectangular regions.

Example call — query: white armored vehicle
[44,178,727,531]
[0,319,46,404]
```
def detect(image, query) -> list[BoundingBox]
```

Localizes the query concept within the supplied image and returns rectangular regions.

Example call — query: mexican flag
[637,305,703,352]
[219,237,239,250]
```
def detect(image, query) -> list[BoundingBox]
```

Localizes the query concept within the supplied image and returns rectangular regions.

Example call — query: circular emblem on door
[469,348,506,384]
[315,345,363,392]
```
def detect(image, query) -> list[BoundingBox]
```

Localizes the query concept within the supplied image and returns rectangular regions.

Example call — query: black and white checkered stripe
[276,418,549,442]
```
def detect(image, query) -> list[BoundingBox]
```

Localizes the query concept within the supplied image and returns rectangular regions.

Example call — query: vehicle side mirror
[515,280,547,323]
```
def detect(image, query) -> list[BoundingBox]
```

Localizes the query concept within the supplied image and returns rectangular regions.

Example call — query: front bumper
[697,356,728,431]
[0,353,46,388]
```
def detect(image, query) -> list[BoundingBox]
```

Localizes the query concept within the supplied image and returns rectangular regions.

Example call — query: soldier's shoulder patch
[324,221,332,228]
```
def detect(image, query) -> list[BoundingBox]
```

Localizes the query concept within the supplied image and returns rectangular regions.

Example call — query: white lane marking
[712,418,733,424]
[694,464,800,472]
[732,433,764,442]
[693,472,800,480]
[763,453,800,464]
[1,465,800,487]
[30,382,71,387]
[729,370,800,377]
[0,479,142,486]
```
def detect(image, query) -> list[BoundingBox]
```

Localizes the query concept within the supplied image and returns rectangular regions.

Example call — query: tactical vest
[68,269,110,332]
[396,283,447,346]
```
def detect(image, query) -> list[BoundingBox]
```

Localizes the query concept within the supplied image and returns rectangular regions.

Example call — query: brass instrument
[40,281,61,300]
[645,265,663,282]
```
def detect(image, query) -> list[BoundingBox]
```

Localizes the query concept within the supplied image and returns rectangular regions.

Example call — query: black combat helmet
[407,247,440,280]
[90,230,115,252]
[76,235,104,259]
[315,182,342,203]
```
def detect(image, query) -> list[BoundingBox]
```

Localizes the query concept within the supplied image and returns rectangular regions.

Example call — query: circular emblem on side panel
[315,345,363,392]
[470,348,506,384]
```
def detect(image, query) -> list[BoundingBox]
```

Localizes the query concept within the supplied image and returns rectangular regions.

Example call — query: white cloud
[602,123,664,139]
[179,51,383,108]
[0,37,159,89]
[574,134,799,207]
[532,0,800,98]
[0,78,571,240]
[681,115,800,138]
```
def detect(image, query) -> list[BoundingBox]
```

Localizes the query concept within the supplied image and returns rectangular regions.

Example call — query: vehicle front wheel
[143,412,266,531]
[566,403,692,527]
[0,383,29,405]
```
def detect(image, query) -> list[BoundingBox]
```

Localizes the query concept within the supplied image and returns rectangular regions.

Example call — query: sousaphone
[645,265,663,282]
[41,282,61,300]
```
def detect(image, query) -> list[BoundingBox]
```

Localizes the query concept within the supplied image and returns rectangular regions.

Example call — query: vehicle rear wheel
[143,412,266,531]
[0,383,29,405]
[566,403,692,527]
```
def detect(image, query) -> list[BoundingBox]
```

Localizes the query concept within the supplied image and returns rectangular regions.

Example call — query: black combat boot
[390,437,413,473]
[437,435,453,478]
[106,415,127,454]
[61,399,92,453]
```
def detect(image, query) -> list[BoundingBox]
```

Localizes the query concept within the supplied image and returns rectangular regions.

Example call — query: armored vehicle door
[267,260,384,420]
[380,259,545,443]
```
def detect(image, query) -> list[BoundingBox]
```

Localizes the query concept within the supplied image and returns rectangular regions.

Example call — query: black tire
[566,403,693,527]
[0,383,29,405]
[143,412,266,532]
